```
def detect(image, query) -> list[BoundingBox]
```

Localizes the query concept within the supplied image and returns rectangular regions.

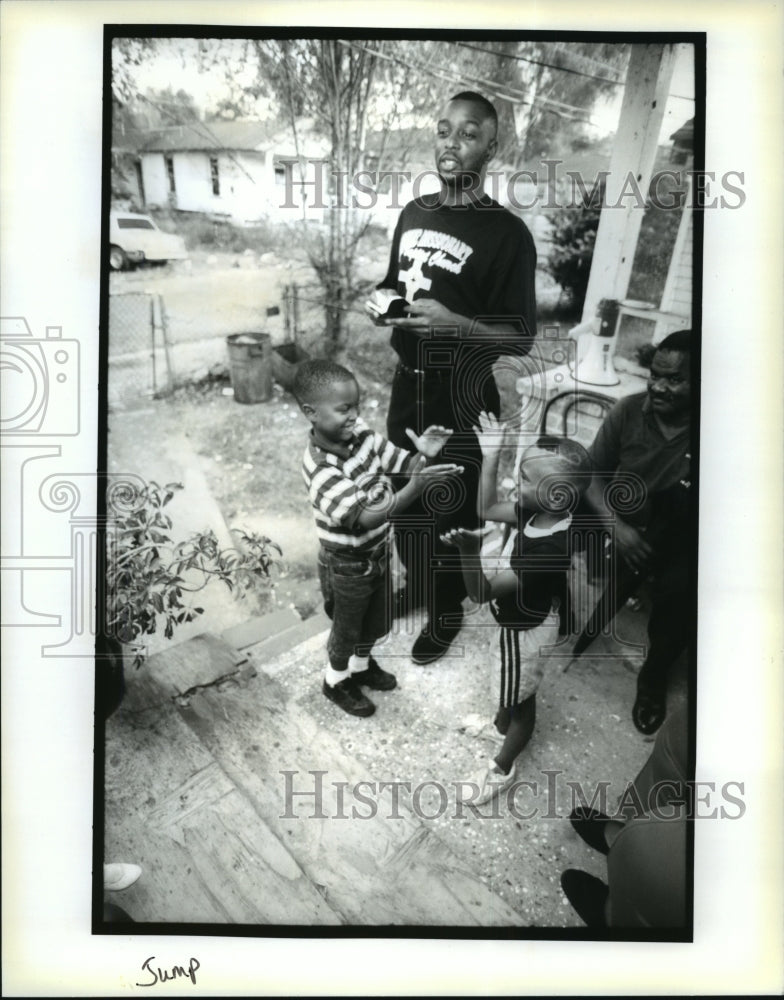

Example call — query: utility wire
[455,40,626,86]
[454,40,695,101]
[338,39,595,123]
[134,93,257,183]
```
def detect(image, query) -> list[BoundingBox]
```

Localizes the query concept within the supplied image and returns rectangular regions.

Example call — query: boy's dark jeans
[318,542,391,669]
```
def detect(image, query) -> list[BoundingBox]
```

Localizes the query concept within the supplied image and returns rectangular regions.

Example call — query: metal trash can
[226,332,273,404]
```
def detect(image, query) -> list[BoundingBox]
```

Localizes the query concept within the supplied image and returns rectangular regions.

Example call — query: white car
[109,211,189,270]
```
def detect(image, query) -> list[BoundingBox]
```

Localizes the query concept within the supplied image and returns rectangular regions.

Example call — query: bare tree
[250,39,379,358]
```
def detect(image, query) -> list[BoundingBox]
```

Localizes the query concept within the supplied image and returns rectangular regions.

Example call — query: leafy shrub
[545,192,601,310]
[105,480,280,667]
[547,172,687,311]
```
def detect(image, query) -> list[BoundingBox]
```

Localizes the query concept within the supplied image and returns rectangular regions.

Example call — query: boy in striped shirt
[294,360,462,717]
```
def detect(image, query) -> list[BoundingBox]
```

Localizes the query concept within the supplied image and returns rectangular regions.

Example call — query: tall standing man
[375,91,537,664]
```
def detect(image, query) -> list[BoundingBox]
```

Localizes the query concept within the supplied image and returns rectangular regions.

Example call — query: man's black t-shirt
[379,193,537,370]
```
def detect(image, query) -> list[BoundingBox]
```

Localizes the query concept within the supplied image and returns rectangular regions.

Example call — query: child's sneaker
[351,656,397,691]
[458,760,516,807]
[322,677,375,717]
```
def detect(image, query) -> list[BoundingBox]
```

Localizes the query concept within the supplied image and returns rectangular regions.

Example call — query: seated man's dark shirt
[588,391,691,549]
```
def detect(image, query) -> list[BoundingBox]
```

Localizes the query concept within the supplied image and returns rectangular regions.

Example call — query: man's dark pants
[609,706,689,927]
[386,363,500,632]
[637,548,691,698]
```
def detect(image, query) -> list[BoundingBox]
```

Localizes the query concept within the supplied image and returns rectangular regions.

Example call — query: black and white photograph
[2,1,782,995]
[99,27,702,936]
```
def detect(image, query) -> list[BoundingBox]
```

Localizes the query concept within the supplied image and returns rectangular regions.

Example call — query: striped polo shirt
[302,421,413,552]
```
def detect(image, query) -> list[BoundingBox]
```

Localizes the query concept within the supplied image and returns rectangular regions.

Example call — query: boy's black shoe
[560,869,609,927]
[351,656,397,691]
[322,677,376,717]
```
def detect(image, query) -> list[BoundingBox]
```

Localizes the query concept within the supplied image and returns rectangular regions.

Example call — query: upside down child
[442,411,589,806]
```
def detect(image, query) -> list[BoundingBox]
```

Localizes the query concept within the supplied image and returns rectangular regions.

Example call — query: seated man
[561,706,690,928]
[583,330,694,734]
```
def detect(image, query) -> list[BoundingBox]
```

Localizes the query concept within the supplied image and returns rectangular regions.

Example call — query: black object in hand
[365,289,408,322]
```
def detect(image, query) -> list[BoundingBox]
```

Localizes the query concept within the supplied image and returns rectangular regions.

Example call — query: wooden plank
[151,782,341,925]
[104,697,341,924]
[179,669,524,926]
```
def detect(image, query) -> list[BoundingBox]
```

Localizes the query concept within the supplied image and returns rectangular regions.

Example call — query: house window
[134,161,145,204]
[274,164,286,185]
[164,155,176,194]
[209,157,220,196]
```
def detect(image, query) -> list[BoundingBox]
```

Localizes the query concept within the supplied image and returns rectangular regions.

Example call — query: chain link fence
[107,279,353,410]
[108,292,175,409]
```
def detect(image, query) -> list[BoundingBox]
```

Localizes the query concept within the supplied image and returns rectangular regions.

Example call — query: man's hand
[387,297,463,331]
[405,424,453,458]
[614,519,653,573]
[440,525,491,552]
[472,410,506,456]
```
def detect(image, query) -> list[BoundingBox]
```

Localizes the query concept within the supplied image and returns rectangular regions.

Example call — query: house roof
[669,118,694,150]
[138,119,283,153]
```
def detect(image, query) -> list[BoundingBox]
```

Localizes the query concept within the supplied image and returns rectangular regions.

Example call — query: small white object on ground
[103,863,143,891]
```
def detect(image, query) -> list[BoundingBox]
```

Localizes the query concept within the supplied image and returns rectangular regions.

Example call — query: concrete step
[222,608,331,661]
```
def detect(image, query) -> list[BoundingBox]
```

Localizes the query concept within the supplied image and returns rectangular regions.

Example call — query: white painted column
[581,44,677,323]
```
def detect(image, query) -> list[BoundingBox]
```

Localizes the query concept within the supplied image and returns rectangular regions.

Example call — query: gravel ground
[251,587,687,928]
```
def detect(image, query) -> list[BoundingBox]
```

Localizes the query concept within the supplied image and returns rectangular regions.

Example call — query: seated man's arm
[585,401,652,573]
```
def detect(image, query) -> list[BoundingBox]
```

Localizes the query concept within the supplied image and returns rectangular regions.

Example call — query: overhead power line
[337,39,597,123]
[454,40,695,102]
[455,40,626,86]
[133,92,257,183]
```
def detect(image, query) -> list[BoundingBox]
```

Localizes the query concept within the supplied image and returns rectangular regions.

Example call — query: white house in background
[136,119,330,224]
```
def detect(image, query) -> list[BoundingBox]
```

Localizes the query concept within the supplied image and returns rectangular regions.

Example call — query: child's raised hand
[439,525,491,551]
[472,411,505,455]
[405,424,453,458]
[409,460,463,496]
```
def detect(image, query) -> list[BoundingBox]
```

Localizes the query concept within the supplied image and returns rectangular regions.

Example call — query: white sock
[348,654,370,674]
[324,664,350,687]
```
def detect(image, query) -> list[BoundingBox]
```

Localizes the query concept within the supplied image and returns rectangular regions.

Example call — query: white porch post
[581,44,678,323]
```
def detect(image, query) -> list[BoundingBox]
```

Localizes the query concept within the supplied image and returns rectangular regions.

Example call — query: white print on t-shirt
[398,227,474,301]
[399,247,433,300]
